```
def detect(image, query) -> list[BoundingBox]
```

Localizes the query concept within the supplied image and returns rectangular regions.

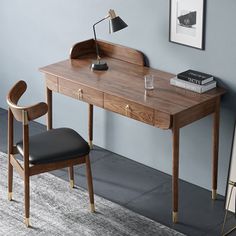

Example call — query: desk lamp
[91,9,128,71]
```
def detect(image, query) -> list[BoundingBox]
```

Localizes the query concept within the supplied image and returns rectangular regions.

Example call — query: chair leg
[68,166,74,188]
[8,156,13,201]
[85,155,95,212]
[24,175,30,227]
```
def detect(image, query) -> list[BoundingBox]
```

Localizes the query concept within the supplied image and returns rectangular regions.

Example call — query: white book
[170,77,217,94]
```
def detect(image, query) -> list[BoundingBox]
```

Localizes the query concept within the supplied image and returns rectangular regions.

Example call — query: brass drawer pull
[125,104,131,116]
[78,89,83,99]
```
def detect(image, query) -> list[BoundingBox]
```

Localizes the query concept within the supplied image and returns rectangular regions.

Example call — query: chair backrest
[7,80,48,124]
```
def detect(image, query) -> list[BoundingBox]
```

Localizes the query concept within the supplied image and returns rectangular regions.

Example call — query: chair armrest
[26,102,48,121]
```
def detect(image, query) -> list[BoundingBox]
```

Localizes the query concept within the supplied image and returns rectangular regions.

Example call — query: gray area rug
[0,152,184,236]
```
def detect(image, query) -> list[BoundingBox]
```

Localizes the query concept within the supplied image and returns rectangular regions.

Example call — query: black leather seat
[16,128,90,165]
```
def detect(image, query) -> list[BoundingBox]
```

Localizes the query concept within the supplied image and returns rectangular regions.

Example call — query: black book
[177,70,214,85]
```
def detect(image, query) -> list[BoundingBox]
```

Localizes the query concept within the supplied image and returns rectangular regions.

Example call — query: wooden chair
[7,80,95,227]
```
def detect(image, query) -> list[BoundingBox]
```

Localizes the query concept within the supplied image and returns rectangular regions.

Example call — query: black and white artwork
[169,0,205,50]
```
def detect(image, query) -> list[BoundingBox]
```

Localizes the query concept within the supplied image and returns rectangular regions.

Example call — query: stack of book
[170,70,217,93]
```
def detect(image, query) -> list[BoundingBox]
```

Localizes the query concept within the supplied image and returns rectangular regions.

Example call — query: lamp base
[91,60,108,71]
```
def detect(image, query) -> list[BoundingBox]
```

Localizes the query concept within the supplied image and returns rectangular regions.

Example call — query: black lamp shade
[109,16,128,33]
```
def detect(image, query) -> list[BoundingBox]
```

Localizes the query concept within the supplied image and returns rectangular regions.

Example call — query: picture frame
[169,0,206,50]
[225,122,236,213]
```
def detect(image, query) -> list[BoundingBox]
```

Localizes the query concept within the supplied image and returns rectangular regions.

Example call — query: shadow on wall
[216,78,236,115]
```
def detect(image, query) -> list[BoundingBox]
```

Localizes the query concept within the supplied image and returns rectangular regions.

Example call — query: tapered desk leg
[172,124,179,223]
[88,104,93,149]
[46,87,52,130]
[212,98,220,200]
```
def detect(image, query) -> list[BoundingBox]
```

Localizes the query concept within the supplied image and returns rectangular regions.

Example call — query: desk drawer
[59,78,103,107]
[45,74,58,92]
[104,94,154,125]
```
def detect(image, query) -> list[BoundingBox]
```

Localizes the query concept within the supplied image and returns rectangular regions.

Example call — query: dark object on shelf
[177,69,214,85]
[178,11,197,27]
[91,9,128,71]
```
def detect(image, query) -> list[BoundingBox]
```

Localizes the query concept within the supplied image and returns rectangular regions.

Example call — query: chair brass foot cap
[89,141,93,150]
[172,212,178,223]
[70,180,74,189]
[25,218,30,227]
[212,189,217,200]
[90,203,95,213]
[8,192,13,201]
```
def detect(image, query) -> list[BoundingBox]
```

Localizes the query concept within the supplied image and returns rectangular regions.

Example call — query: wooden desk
[39,39,225,223]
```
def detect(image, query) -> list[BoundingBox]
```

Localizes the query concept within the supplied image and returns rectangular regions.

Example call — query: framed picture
[225,123,236,213]
[169,0,206,50]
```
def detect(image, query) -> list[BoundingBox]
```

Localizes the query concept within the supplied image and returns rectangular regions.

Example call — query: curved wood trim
[7,80,27,105]
[70,38,146,66]
[70,39,95,59]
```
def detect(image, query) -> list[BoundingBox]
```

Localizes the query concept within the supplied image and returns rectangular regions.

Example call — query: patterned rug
[0,152,184,236]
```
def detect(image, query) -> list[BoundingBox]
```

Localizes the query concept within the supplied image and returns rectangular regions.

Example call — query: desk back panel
[70,39,146,66]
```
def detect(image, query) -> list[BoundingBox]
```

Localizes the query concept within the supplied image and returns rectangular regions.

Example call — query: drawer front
[104,94,154,125]
[45,74,58,92]
[154,110,172,129]
[58,78,103,107]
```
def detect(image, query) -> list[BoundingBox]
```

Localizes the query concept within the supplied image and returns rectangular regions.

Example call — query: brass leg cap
[172,212,178,223]
[90,203,95,213]
[212,189,217,200]
[89,141,93,150]
[25,218,30,227]
[8,192,13,201]
[70,180,74,189]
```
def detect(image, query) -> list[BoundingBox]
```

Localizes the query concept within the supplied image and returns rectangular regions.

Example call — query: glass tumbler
[144,75,154,90]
